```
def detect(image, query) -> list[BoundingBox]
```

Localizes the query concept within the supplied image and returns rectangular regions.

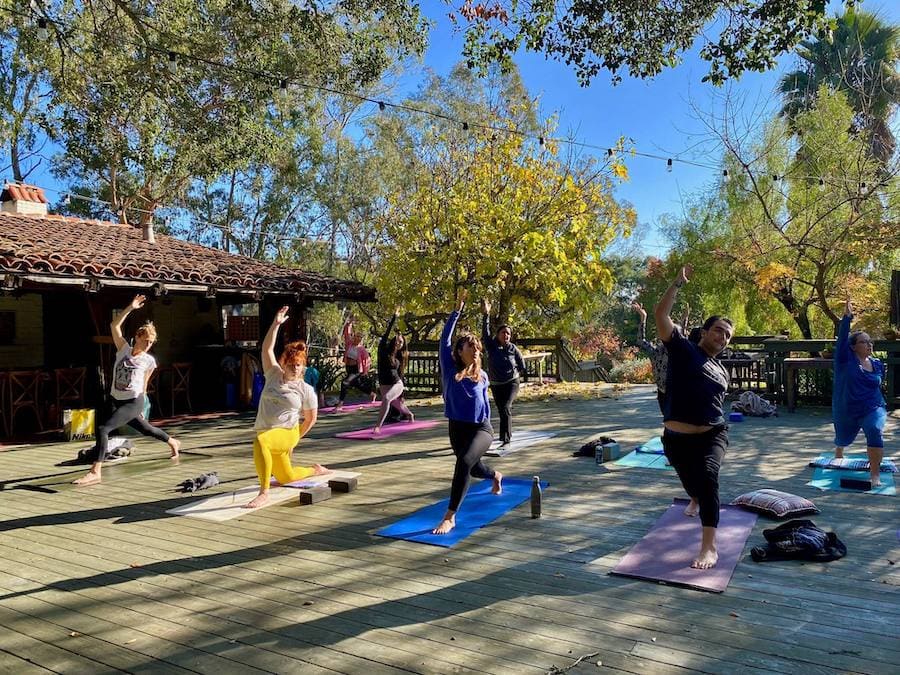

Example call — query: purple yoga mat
[610,498,757,593]
[319,401,380,415]
[334,419,440,440]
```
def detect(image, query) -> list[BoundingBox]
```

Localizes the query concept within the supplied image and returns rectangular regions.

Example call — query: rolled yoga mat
[335,419,440,440]
[610,498,757,593]
[376,477,548,547]
[486,430,558,457]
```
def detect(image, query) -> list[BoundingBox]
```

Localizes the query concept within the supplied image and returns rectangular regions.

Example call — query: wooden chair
[8,369,45,434]
[54,367,87,424]
[169,362,193,416]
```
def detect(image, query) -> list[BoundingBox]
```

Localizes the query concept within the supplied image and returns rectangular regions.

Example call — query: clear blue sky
[407,0,900,256]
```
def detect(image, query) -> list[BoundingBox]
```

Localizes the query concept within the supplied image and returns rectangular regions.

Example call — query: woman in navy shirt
[433,291,503,535]
[655,265,733,570]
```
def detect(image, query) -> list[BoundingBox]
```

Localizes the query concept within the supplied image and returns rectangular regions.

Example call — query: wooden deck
[0,387,898,674]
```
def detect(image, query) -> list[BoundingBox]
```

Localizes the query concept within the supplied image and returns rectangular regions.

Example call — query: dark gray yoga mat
[610,498,757,593]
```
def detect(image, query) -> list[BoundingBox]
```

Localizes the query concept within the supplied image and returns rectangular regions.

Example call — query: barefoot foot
[312,463,330,476]
[683,499,699,517]
[372,426,381,437]
[492,470,503,495]
[168,437,181,459]
[870,473,882,488]
[244,492,270,509]
[73,472,101,486]
[432,517,456,535]
[691,547,718,569]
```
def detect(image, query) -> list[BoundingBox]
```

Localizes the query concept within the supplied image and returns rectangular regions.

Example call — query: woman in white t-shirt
[73,294,181,486]
[245,306,329,509]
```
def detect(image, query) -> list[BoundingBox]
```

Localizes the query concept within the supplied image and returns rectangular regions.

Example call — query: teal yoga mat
[807,467,896,495]
[635,437,665,454]
[615,450,673,470]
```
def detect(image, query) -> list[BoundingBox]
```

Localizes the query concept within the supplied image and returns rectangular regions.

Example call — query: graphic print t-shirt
[111,345,157,401]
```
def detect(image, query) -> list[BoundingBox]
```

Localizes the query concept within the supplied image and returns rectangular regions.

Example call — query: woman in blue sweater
[833,300,887,487]
[433,291,503,535]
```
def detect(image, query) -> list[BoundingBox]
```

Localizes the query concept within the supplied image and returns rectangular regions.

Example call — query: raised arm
[262,306,289,372]
[342,319,353,350]
[654,265,691,343]
[632,301,653,352]
[111,294,146,351]
[481,299,492,346]
[835,300,852,364]
[441,292,466,372]
[381,309,399,346]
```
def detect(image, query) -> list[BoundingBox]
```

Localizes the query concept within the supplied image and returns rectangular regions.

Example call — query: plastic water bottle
[530,475,542,519]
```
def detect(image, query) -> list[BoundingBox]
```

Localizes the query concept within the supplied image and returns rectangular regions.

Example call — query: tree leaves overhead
[454,0,836,85]
[369,65,636,336]
[15,0,427,222]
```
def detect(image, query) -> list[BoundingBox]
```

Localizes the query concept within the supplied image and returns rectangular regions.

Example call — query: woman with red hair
[245,306,329,508]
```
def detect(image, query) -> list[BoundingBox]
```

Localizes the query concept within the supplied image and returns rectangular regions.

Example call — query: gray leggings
[375,381,412,428]
[94,395,169,462]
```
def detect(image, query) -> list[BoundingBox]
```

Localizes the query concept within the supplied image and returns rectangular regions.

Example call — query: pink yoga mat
[610,498,757,593]
[335,419,440,440]
[319,401,380,415]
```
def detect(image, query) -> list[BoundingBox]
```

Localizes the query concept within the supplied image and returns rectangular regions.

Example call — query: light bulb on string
[378,101,385,111]
[36,18,49,40]
[860,182,868,195]
[818,178,825,191]
[722,169,729,178]
[462,121,469,131]
[167,51,178,75]
[666,158,673,173]
[63,193,71,206]
[538,136,544,146]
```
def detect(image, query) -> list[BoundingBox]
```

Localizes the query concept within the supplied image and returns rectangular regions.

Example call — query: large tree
[454,0,840,85]
[779,8,900,163]
[369,66,635,336]
[699,86,898,338]
[17,1,426,223]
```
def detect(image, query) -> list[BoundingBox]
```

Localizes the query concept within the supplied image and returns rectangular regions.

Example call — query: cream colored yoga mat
[165,485,298,521]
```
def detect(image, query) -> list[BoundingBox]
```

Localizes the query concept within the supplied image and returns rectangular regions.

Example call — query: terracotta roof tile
[0,213,375,301]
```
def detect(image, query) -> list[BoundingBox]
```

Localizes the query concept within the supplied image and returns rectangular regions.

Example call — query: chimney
[142,219,156,244]
[1,182,49,216]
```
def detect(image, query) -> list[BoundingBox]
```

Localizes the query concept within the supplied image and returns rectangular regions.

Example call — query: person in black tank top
[654,264,734,570]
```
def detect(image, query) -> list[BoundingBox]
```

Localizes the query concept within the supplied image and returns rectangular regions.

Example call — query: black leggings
[490,380,520,444]
[448,419,495,512]
[662,425,728,528]
[339,365,372,401]
[94,395,169,462]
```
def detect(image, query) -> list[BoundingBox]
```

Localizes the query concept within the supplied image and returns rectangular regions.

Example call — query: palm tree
[779,9,900,164]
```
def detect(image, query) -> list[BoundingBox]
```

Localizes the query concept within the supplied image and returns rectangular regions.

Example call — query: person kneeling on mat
[433,290,502,535]
[832,299,888,487]
[245,306,329,509]
[654,265,733,569]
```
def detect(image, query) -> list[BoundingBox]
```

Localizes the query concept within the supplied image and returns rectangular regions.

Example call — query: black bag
[573,436,616,457]
[751,519,846,562]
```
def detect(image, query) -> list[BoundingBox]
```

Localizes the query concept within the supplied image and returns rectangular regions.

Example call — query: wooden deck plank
[1,389,897,675]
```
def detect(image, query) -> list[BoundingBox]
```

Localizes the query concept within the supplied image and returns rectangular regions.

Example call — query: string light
[723,169,729,178]
[818,178,826,190]
[538,136,544,146]
[36,17,49,40]
[167,51,177,74]
[378,101,385,111]
[666,159,673,172]
[461,121,469,131]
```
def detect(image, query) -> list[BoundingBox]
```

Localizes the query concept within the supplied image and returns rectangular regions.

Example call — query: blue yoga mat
[635,437,665,454]
[807,467,896,495]
[375,477,548,547]
[615,450,673,470]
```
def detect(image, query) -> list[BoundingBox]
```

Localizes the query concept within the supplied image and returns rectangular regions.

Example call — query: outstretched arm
[440,292,466,371]
[381,309,399,346]
[835,299,852,363]
[632,301,653,352]
[654,266,691,343]
[481,299,492,345]
[111,295,146,351]
[262,306,289,372]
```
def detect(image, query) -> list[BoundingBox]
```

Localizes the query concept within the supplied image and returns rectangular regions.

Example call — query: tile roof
[0,213,375,301]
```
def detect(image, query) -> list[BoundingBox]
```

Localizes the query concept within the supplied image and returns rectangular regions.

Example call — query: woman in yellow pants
[245,306,329,508]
